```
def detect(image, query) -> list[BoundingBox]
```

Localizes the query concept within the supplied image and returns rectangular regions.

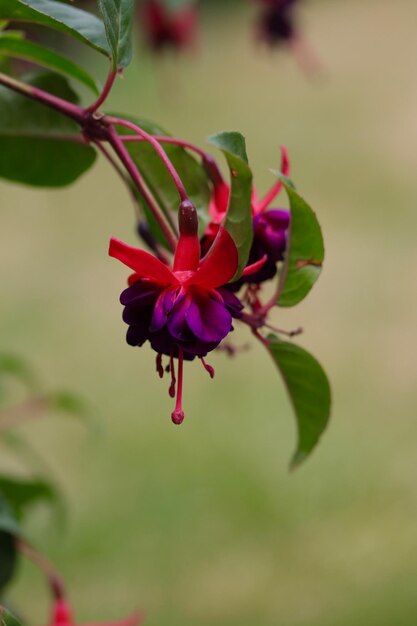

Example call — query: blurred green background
[1,0,417,624]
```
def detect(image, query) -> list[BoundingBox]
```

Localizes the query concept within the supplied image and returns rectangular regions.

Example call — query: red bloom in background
[109,201,244,424]
[141,0,198,52]
[49,599,143,626]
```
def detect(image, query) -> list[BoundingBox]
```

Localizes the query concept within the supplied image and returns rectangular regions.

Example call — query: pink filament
[169,354,176,398]
[201,357,215,379]
[171,350,185,424]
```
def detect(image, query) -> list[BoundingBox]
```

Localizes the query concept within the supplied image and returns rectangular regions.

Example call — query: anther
[200,357,215,379]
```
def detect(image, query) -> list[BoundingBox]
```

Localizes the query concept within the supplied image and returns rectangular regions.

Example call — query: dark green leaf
[268,335,331,468]
[0,533,17,594]
[0,0,109,58]
[98,0,134,70]
[0,34,99,93]
[0,496,21,538]
[272,173,325,307]
[207,131,253,278]
[0,71,96,186]
[116,116,211,246]
[0,476,58,521]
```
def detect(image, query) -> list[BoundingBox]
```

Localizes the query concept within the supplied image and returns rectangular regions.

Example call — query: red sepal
[187,228,238,289]
[109,238,176,286]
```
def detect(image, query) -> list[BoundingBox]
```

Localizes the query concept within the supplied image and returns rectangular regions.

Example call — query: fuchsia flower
[141,0,198,52]
[202,146,291,287]
[109,201,245,424]
[49,599,143,626]
[256,0,300,47]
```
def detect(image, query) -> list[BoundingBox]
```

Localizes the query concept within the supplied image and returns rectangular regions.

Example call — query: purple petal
[120,280,161,306]
[185,289,232,344]
[126,324,150,347]
[216,288,244,319]
[167,292,194,342]
[150,287,179,332]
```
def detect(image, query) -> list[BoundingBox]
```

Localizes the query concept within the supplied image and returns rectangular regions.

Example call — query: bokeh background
[1,0,417,624]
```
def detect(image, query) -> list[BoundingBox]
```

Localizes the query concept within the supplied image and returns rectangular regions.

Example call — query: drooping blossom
[201,146,291,289]
[256,0,300,47]
[109,200,247,424]
[141,0,198,52]
[49,598,143,626]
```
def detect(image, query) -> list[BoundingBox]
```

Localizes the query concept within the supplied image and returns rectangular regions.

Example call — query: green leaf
[0,354,37,392]
[207,131,253,278]
[0,476,58,521]
[0,71,97,186]
[0,0,110,59]
[0,34,99,93]
[0,606,23,626]
[98,0,134,70]
[0,533,17,595]
[272,173,325,307]
[47,390,91,420]
[268,335,331,468]
[117,116,211,246]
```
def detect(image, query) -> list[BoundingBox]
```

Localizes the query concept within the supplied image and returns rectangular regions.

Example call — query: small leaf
[0,354,37,392]
[0,34,99,93]
[207,131,253,278]
[0,71,96,187]
[47,390,90,420]
[0,0,110,58]
[272,173,325,307]
[98,0,134,70]
[268,335,331,468]
[0,476,58,521]
[0,606,23,626]
[0,532,18,595]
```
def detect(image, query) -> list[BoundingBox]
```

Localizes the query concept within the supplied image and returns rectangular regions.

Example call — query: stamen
[171,349,185,425]
[200,357,215,379]
[169,354,176,398]
[156,353,164,378]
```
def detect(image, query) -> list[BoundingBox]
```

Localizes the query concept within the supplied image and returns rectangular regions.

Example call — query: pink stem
[121,135,226,186]
[105,116,189,202]
[0,71,84,124]
[17,539,66,600]
[107,128,178,252]
[86,68,118,114]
